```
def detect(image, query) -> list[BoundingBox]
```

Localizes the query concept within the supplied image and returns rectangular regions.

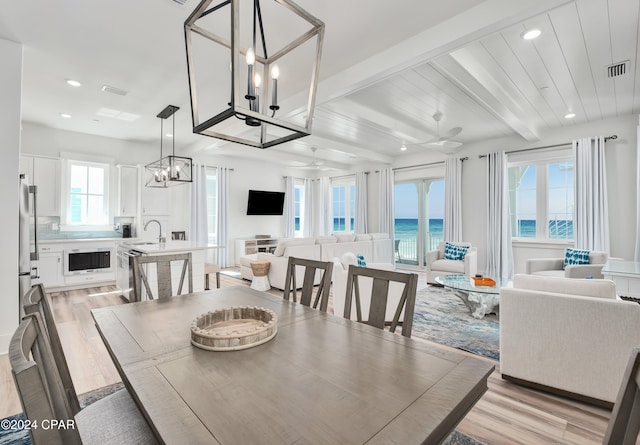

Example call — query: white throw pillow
[340,252,358,270]
[368,233,388,240]
[334,233,356,243]
[273,237,314,257]
[355,234,372,241]
[315,236,337,245]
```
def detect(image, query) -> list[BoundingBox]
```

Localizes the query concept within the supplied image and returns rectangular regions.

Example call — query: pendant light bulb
[254,73,262,88]
[271,65,280,80]
[246,48,255,65]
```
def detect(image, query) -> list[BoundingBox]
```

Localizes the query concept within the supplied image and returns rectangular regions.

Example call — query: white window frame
[331,177,356,233]
[206,167,218,245]
[508,149,574,243]
[65,160,110,227]
[293,180,305,238]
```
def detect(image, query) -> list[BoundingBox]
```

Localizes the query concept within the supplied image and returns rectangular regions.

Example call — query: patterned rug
[412,285,500,361]
[0,380,485,445]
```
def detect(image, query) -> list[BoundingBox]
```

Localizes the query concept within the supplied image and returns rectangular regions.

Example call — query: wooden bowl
[191,306,277,351]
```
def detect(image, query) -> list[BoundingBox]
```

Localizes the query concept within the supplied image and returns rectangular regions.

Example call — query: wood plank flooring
[0,270,625,444]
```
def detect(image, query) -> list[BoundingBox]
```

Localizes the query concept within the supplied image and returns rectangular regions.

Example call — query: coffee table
[435,274,503,319]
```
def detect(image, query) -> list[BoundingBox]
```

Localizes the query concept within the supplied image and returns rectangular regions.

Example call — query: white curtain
[189,164,208,244]
[283,176,295,238]
[486,151,513,280]
[216,167,230,267]
[443,157,462,242]
[316,177,332,236]
[303,178,313,237]
[637,120,640,260]
[573,137,610,252]
[378,167,394,238]
[355,171,368,234]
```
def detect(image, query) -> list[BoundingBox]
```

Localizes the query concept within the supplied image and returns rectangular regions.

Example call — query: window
[67,161,109,225]
[206,167,218,244]
[332,179,355,232]
[508,156,574,241]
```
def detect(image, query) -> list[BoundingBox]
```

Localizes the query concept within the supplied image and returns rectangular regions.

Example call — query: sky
[394,181,444,219]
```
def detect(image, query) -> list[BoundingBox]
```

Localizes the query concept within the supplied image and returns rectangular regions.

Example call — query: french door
[394,179,444,268]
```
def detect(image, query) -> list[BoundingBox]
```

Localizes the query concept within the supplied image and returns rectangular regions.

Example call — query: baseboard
[501,374,613,409]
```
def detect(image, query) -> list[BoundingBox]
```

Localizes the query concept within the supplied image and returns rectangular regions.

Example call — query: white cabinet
[118,165,139,216]
[235,237,279,265]
[142,185,172,215]
[33,245,64,288]
[20,155,61,216]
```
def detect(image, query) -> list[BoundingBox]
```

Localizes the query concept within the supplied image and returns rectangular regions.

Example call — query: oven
[64,248,114,275]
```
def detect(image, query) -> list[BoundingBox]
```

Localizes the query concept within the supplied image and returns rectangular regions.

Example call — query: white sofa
[500,274,640,406]
[332,255,405,321]
[240,233,393,290]
[426,242,477,284]
[526,250,608,279]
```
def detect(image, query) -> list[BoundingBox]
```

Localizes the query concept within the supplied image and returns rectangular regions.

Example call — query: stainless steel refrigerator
[18,173,38,317]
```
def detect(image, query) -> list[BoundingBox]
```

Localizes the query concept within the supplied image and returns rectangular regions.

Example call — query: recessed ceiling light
[564,113,576,119]
[66,79,82,87]
[60,113,71,119]
[522,29,541,40]
[400,144,407,151]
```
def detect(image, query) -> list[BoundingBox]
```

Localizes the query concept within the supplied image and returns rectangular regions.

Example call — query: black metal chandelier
[144,105,193,188]
[184,0,324,148]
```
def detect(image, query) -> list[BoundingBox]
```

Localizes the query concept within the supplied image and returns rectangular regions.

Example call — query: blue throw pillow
[444,242,469,261]
[356,254,366,267]
[563,248,590,269]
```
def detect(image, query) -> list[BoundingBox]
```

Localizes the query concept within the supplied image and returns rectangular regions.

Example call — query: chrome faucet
[144,219,162,244]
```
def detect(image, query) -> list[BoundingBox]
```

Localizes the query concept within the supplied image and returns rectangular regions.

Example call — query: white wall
[1,38,23,354]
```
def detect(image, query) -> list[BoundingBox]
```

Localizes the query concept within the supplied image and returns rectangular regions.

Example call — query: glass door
[394,179,444,268]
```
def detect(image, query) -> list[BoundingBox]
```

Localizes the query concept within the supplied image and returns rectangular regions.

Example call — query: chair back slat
[22,284,81,415]
[604,348,640,445]
[284,257,333,312]
[133,253,193,301]
[9,313,82,445]
[344,265,417,338]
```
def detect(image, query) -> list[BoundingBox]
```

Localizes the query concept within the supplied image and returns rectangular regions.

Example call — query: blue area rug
[412,285,500,361]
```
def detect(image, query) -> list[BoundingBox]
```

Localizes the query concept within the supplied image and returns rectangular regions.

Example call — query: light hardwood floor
[1,271,624,444]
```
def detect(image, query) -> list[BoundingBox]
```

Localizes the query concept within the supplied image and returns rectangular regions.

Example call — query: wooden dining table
[92,286,494,445]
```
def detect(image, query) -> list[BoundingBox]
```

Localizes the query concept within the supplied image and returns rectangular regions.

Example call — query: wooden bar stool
[205,262,221,290]
[250,260,271,291]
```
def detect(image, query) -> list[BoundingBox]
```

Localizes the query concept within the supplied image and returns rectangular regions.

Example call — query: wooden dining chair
[603,348,640,445]
[23,283,80,415]
[344,265,418,337]
[133,252,193,301]
[171,231,186,240]
[283,257,333,312]
[9,313,158,445]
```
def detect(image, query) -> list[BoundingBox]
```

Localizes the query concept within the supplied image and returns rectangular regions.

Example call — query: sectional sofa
[238,233,393,290]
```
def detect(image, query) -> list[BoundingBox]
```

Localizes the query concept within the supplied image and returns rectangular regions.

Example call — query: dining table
[91,285,494,445]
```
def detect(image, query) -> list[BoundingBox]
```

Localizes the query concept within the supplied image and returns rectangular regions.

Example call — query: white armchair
[426,242,477,284]
[526,250,608,279]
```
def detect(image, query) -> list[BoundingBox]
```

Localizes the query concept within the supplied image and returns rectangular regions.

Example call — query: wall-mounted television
[246,190,285,215]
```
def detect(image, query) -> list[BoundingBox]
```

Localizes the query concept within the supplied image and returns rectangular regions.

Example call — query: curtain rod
[477,135,618,159]
[372,156,469,173]
[204,165,234,171]
[329,171,369,180]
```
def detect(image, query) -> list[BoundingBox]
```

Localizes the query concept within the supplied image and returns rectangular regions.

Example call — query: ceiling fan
[421,111,463,152]
[296,147,324,169]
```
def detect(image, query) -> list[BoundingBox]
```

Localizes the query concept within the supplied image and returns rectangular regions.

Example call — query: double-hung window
[67,161,110,225]
[294,181,305,237]
[508,151,574,241]
[332,178,355,232]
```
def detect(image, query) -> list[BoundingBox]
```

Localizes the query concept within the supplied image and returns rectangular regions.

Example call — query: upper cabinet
[141,182,172,216]
[20,155,61,216]
[118,165,139,217]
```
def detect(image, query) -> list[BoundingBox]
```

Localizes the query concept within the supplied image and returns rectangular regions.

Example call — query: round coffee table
[435,274,503,319]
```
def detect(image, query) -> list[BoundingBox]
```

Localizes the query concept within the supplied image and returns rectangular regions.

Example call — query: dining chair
[344,265,418,337]
[133,252,193,301]
[283,256,333,312]
[603,348,640,445]
[171,231,186,240]
[23,283,80,415]
[9,312,158,445]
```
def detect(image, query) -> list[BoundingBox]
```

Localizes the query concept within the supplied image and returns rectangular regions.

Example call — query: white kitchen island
[117,240,219,302]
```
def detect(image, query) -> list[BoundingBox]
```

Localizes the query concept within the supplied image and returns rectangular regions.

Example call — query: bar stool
[205,262,220,290]
[250,260,271,291]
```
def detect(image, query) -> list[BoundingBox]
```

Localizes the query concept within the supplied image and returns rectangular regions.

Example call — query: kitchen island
[117,240,219,302]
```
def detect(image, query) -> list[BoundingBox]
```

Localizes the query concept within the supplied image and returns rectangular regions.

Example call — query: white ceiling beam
[321,98,434,144]
[432,52,540,141]
[297,132,395,165]
[280,0,574,117]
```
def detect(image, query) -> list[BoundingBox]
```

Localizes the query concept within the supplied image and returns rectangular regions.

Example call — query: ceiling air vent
[606,60,630,78]
[101,85,128,97]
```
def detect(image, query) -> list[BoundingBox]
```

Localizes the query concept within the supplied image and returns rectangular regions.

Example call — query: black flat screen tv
[246,190,285,215]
